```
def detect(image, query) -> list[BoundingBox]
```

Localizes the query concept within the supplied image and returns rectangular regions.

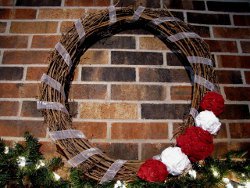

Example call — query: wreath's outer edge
[39,7,219,182]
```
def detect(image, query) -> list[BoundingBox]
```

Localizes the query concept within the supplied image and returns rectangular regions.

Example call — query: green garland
[0,133,249,188]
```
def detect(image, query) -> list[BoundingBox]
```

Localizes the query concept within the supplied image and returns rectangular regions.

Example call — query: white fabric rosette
[195,110,221,135]
[160,147,191,176]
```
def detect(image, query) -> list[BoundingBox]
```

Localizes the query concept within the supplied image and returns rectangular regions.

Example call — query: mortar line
[138,143,142,160]
[107,122,111,140]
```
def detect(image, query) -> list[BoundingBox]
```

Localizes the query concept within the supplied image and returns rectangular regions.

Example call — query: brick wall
[0,0,249,160]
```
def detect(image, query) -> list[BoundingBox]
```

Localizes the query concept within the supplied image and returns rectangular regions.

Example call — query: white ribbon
[194,75,215,91]
[132,6,145,20]
[55,42,73,69]
[37,101,69,115]
[99,160,127,184]
[41,74,66,99]
[152,17,181,25]
[108,5,117,23]
[68,148,102,167]
[189,108,198,119]
[48,129,86,141]
[168,32,201,42]
[187,56,213,66]
[74,19,86,40]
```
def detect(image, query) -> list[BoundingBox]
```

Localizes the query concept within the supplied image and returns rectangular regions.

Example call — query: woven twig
[39,7,218,182]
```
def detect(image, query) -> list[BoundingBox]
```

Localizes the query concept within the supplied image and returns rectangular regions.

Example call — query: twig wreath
[38,6,225,184]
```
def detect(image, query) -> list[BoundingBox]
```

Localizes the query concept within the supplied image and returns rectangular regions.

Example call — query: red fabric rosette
[137,159,169,182]
[200,91,224,116]
[176,126,214,162]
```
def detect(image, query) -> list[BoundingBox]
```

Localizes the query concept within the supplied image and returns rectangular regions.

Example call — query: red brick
[26,67,47,80]
[32,35,60,48]
[111,85,166,101]
[245,71,250,84]
[79,102,138,119]
[213,27,250,39]
[94,142,138,160]
[141,143,172,160]
[92,36,135,49]
[139,68,190,83]
[16,0,61,6]
[65,0,110,6]
[0,120,46,137]
[142,104,190,119]
[205,40,237,53]
[3,51,49,64]
[80,50,109,65]
[60,21,73,33]
[170,86,192,100]
[213,142,250,158]
[163,0,205,10]
[68,102,78,118]
[111,123,168,139]
[81,67,135,82]
[40,141,57,157]
[0,101,19,116]
[234,15,250,26]
[0,67,23,80]
[213,142,229,157]
[117,0,160,8]
[0,0,14,6]
[215,123,227,139]
[111,51,163,65]
[0,22,6,32]
[0,9,36,19]
[241,41,250,53]
[0,36,28,48]
[207,1,250,12]
[0,83,39,98]
[217,55,250,68]
[70,84,107,99]
[0,9,8,17]
[10,22,58,34]
[139,37,168,50]
[216,70,242,84]
[220,104,250,120]
[72,122,107,139]
[224,87,250,101]
[21,101,42,117]
[187,12,230,25]
[172,123,183,136]
[38,9,84,19]
[229,123,250,138]
[189,25,210,38]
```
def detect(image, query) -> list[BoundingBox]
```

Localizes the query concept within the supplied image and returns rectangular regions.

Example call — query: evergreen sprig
[0,133,249,188]
[0,132,68,188]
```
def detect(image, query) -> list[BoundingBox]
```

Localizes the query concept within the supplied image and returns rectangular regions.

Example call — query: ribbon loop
[37,101,69,115]
[168,32,201,42]
[190,108,198,119]
[55,42,73,69]
[133,6,145,20]
[187,56,213,66]
[152,17,181,25]
[48,129,85,141]
[194,75,215,91]
[99,160,127,184]
[75,19,86,39]
[68,148,102,167]
[108,6,117,23]
[41,74,66,99]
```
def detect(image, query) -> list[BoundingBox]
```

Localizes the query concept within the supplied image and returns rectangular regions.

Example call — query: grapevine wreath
[38,6,225,184]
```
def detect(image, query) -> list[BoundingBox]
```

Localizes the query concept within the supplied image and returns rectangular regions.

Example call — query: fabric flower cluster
[137,91,224,182]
